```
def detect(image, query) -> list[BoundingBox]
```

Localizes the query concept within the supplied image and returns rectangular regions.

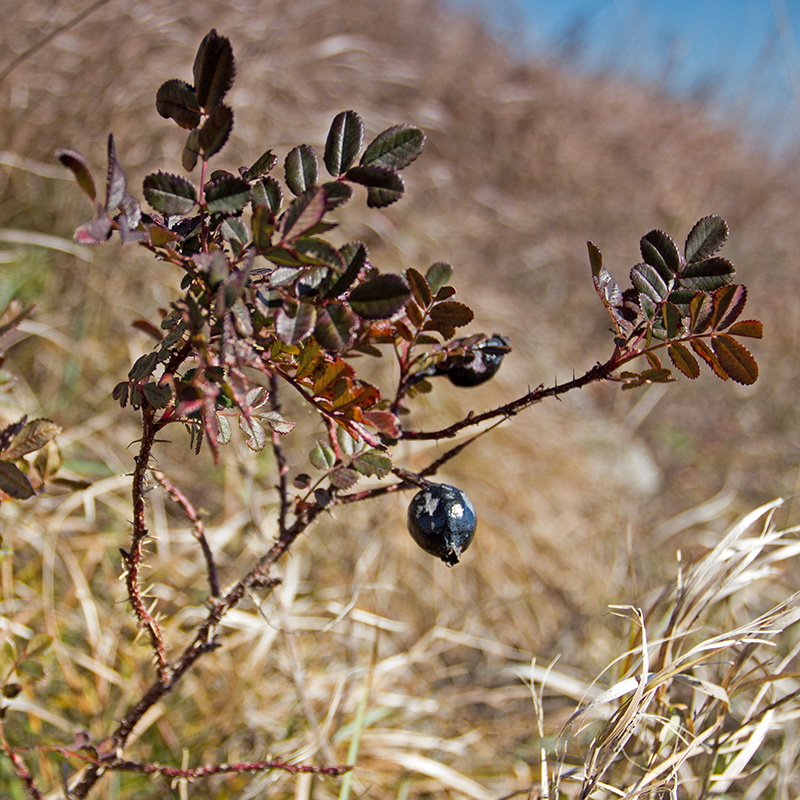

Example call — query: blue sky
[451,0,800,152]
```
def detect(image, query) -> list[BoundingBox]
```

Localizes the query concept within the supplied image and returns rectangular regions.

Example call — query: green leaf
[321,180,353,210]
[310,441,336,470]
[0,462,34,499]
[679,257,735,291]
[198,104,234,160]
[712,334,758,385]
[314,302,359,352]
[662,302,681,339]
[275,302,317,345]
[285,145,319,196]
[252,176,282,212]
[182,129,200,171]
[348,274,411,319]
[155,79,201,129]
[1,419,61,460]
[631,262,669,302]
[221,216,249,253]
[324,110,365,176]
[360,124,425,169]
[205,177,250,215]
[352,450,392,478]
[344,165,404,208]
[668,343,700,379]
[143,172,197,215]
[326,241,368,298]
[727,320,763,339]
[426,262,453,294]
[55,149,96,201]
[251,206,274,251]
[241,149,277,181]
[294,238,345,272]
[193,28,236,111]
[640,230,680,282]
[685,215,728,263]
[280,186,327,243]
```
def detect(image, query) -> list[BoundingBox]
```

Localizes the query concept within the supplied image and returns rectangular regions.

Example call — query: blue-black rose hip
[407,483,477,566]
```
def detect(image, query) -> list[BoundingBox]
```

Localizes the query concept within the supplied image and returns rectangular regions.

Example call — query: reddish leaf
[668,343,700,379]
[711,284,747,330]
[712,334,759,385]
[429,301,473,328]
[727,320,763,339]
[55,149,96,201]
[691,338,728,381]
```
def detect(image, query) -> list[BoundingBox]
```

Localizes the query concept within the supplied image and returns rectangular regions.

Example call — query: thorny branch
[68,358,616,797]
[125,406,170,683]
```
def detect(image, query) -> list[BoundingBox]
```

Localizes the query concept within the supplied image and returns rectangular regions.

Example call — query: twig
[401,362,610,440]
[151,468,219,598]
[70,500,327,798]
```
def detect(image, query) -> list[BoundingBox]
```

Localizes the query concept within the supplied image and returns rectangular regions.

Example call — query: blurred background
[2,0,800,796]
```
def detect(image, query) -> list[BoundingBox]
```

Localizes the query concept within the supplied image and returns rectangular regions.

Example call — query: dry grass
[1,0,800,797]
